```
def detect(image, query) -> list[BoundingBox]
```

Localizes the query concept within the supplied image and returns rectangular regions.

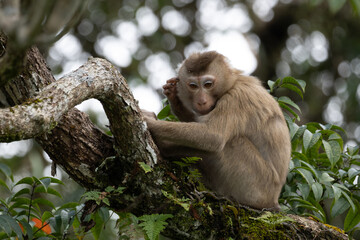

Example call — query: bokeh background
[1,0,360,198]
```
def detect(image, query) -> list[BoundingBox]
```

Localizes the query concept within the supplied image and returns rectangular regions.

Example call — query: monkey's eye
[188,82,198,89]
[203,81,213,89]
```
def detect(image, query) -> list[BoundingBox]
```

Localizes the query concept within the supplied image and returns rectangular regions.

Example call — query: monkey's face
[178,75,217,115]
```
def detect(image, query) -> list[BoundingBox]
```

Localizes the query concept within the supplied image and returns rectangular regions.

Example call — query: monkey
[144,51,291,210]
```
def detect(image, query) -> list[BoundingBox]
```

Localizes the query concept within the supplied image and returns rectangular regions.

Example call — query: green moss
[156,160,299,239]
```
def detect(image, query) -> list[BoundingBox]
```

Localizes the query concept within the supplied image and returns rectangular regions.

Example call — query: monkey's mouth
[195,105,215,115]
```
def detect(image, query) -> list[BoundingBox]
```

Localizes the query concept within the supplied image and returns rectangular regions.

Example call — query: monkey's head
[177,51,236,115]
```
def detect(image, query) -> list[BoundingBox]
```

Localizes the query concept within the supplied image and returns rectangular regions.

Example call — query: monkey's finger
[163,83,176,89]
[163,89,171,96]
[166,78,179,84]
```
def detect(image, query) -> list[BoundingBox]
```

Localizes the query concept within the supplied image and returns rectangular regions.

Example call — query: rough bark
[0,36,348,239]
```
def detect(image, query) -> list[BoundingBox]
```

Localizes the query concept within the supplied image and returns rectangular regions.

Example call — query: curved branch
[0,56,159,166]
[0,57,107,141]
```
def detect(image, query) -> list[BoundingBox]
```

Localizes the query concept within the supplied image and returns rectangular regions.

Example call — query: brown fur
[145,51,291,209]
[184,51,219,74]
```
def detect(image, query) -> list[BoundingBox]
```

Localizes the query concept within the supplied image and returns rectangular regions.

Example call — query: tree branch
[0,58,112,141]
[0,57,157,167]
[0,54,159,187]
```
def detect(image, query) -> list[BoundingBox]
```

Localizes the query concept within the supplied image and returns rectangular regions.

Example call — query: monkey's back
[200,75,291,209]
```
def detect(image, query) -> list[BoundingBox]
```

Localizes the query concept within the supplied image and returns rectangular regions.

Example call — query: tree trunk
[0,34,348,239]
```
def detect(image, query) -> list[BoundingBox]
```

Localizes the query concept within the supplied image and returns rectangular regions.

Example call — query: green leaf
[139,162,153,173]
[328,0,346,14]
[13,188,31,198]
[103,198,110,206]
[114,186,125,194]
[331,197,350,218]
[309,133,322,152]
[282,77,306,92]
[38,176,63,185]
[82,191,102,204]
[35,186,62,198]
[57,202,79,211]
[0,215,12,236]
[324,124,346,133]
[281,83,304,99]
[0,163,12,180]
[39,177,51,191]
[328,132,342,141]
[162,190,191,211]
[297,183,310,199]
[299,160,319,179]
[344,202,360,231]
[296,168,315,185]
[156,104,178,121]
[322,140,341,168]
[9,197,31,211]
[292,153,308,163]
[308,198,327,222]
[311,182,323,201]
[139,214,173,240]
[303,130,321,153]
[19,219,33,239]
[306,122,323,131]
[0,215,23,239]
[157,104,171,120]
[279,102,300,121]
[98,207,110,222]
[303,129,312,152]
[348,168,360,181]
[105,186,115,192]
[287,197,323,218]
[278,96,301,112]
[341,190,356,212]
[33,198,56,209]
[15,176,35,186]
[42,211,54,222]
[331,185,342,202]
[347,145,359,156]
[0,179,9,191]
[267,80,275,92]
[319,172,334,184]
[288,122,299,140]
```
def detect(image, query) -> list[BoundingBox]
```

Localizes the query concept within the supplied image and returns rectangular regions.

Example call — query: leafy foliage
[0,166,174,239]
[272,77,360,237]
[138,214,173,240]
[157,100,179,121]
[82,186,125,206]
[0,168,66,239]
[0,165,117,239]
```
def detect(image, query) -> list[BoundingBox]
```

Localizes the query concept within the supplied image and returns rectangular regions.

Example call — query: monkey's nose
[197,101,207,106]
[197,98,207,105]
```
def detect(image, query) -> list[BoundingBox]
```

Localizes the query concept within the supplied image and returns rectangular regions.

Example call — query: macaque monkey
[144,51,291,210]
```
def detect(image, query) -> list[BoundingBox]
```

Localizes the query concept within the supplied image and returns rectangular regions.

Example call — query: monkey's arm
[169,98,196,122]
[155,141,211,159]
[145,117,224,152]
[163,78,195,122]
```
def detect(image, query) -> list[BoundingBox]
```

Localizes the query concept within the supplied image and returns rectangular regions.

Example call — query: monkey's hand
[143,114,157,133]
[141,109,157,120]
[163,77,179,103]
